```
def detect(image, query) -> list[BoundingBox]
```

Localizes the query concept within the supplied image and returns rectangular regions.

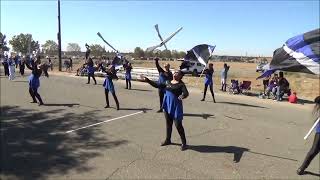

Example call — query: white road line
[65,111,144,134]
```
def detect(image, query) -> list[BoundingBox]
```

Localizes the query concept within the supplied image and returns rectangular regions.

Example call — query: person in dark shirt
[85,58,97,85]
[201,63,216,102]
[141,70,189,151]
[2,55,9,76]
[69,57,73,71]
[123,62,133,90]
[85,43,91,60]
[276,72,290,101]
[155,58,173,113]
[19,57,26,76]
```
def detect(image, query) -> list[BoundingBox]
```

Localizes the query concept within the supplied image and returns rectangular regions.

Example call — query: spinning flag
[184,44,216,66]
[257,28,320,79]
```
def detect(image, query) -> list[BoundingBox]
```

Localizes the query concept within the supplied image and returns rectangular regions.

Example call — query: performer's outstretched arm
[155,58,164,73]
[144,77,166,89]
[25,62,34,70]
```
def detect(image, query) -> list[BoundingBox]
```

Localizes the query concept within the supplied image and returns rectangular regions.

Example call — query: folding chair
[240,81,251,95]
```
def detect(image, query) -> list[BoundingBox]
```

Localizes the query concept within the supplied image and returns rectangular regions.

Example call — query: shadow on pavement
[217,101,268,109]
[43,103,80,107]
[0,105,128,180]
[184,113,215,120]
[188,145,249,163]
[303,171,320,177]
[119,108,152,112]
[128,88,153,92]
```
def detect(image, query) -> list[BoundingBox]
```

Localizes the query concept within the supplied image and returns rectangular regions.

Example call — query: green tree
[9,33,39,54]
[178,51,186,59]
[42,40,58,56]
[145,50,154,58]
[133,47,144,58]
[0,32,10,53]
[66,43,81,56]
[171,50,179,59]
[90,44,106,57]
[161,49,172,59]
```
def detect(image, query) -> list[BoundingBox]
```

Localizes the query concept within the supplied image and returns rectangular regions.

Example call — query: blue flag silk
[184,44,216,66]
[257,28,320,79]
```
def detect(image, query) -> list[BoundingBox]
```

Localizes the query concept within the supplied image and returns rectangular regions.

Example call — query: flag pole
[195,64,207,87]
[304,118,320,140]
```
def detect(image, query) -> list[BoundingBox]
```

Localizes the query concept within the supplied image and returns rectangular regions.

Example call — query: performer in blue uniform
[86,58,97,85]
[155,58,173,113]
[124,62,132,90]
[201,63,216,103]
[103,65,120,110]
[2,55,9,76]
[297,96,320,175]
[141,70,189,151]
[25,56,48,105]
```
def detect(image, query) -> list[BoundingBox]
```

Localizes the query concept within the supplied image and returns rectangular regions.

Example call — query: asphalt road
[1,70,319,180]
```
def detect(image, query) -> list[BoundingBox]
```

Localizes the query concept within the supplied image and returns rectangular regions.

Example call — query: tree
[0,32,10,53]
[133,47,144,58]
[66,43,81,56]
[145,50,154,59]
[90,44,106,57]
[161,49,172,59]
[178,51,186,59]
[67,43,81,52]
[171,50,179,59]
[9,33,39,54]
[42,40,58,56]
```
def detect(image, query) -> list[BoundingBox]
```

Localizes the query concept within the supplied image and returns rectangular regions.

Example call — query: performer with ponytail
[140,70,189,151]
[103,65,120,110]
[26,56,49,105]
[201,63,216,102]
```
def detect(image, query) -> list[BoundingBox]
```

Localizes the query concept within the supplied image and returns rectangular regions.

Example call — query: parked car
[256,62,268,72]
[179,60,205,76]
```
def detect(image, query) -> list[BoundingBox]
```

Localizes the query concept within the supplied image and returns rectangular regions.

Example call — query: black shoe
[157,109,163,113]
[104,105,110,108]
[296,168,305,175]
[213,100,216,103]
[161,140,171,146]
[30,101,37,103]
[116,106,120,111]
[181,144,187,151]
[86,82,90,84]
[201,99,205,101]
[38,102,44,106]
[125,87,128,89]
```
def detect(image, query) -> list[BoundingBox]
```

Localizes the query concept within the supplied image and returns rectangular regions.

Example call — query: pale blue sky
[1,0,319,56]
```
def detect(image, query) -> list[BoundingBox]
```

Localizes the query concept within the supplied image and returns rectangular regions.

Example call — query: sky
[1,0,319,56]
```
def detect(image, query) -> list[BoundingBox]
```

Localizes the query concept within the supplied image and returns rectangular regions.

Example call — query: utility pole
[58,0,62,71]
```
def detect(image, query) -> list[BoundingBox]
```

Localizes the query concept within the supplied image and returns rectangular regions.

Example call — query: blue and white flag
[258,29,320,79]
[184,44,216,66]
